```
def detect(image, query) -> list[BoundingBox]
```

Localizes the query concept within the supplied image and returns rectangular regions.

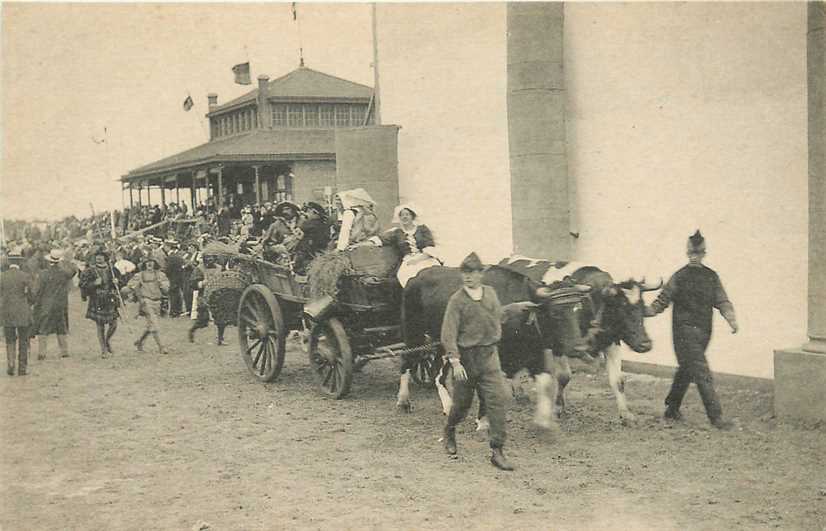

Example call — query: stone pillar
[253,166,261,205]
[175,175,180,204]
[129,184,134,209]
[217,167,224,209]
[506,2,571,259]
[774,2,826,422]
[160,181,166,206]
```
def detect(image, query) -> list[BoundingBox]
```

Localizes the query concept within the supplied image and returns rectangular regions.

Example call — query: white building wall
[565,3,808,378]
[381,3,808,378]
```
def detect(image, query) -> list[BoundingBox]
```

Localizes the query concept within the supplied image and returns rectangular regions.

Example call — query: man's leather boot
[443,426,457,455]
[490,447,514,471]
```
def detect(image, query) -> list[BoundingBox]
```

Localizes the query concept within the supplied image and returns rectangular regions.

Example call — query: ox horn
[638,277,664,292]
[574,284,592,293]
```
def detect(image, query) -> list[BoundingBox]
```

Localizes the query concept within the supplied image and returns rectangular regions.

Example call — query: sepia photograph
[1,1,824,529]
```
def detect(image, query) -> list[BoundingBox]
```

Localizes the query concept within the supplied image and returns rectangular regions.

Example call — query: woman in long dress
[369,203,441,287]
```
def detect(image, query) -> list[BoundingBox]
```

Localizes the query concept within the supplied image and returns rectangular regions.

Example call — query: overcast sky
[2,2,375,221]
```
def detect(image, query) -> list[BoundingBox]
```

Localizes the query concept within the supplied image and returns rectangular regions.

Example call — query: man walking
[32,249,77,359]
[1,250,33,375]
[645,230,739,430]
[441,252,514,471]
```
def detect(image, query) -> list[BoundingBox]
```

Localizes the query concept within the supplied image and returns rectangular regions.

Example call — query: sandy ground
[1,292,825,531]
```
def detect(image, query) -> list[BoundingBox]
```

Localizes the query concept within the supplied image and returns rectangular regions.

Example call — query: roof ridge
[273,66,373,91]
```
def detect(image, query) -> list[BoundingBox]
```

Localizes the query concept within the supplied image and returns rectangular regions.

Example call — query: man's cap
[304,201,328,221]
[687,229,706,253]
[459,252,484,272]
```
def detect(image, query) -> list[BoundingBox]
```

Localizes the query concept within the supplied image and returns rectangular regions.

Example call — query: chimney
[257,75,270,128]
[207,93,218,108]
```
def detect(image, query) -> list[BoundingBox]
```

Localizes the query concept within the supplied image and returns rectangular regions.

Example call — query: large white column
[507,2,572,259]
[774,2,826,422]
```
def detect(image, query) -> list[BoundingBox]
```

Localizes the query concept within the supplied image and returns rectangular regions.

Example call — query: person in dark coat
[293,202,331,275]
[441,252,514,471]
[79,249,122,358]
[1,250,34,375]
[32,249,77,359]
[164,240,185,317]
[645,230,739,430]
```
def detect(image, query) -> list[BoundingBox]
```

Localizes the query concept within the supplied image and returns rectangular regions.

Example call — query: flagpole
[371,3,382,125]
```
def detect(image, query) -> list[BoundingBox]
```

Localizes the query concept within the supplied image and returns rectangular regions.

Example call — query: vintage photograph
[1,2,824,529]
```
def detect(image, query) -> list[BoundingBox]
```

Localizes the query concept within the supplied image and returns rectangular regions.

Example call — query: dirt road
[1,294,824,530]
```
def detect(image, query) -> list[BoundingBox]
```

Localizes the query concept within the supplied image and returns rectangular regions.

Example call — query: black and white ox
[492,257,663,424]
[398,263,591,428]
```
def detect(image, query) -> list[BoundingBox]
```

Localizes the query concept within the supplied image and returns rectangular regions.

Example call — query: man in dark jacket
[441,252,514,471]
[1,250,34,375]
[164,240,185,317]
[32,249,77,359]
[645,230,739,430]
[293,202,331,275]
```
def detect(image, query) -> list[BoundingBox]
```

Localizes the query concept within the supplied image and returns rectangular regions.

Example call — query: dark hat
[140,256,160,268]
[273,201,301,219]
[687,230,706,253]
[459,252,485,272]
[304,201,328,221]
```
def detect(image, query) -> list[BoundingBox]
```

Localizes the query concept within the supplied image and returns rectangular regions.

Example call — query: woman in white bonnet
[334,188,380,251]
[368,203,441,287]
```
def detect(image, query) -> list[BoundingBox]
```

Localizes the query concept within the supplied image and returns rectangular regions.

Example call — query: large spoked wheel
[308,317,352,399]
[238,284,286,383]
[410,351,438,388]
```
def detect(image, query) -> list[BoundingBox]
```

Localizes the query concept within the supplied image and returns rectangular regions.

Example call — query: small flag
[182,95,194,112]
[232,62,251,85]
[291,2,297,21]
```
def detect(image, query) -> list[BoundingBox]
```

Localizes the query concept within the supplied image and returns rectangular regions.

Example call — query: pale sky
[1,2,375,221]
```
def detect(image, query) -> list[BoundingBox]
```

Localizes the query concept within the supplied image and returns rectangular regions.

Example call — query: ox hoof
[397,401,414,414]
[533,415,561,432]
[475,417,490,432]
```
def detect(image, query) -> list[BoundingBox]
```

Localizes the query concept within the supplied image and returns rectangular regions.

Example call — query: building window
[271,104,287,128]
[242,110,249,131]
[335,105,350,127]
[234,113,240,133]
[273,173,293,203]
[319,104,334,127]
[351,104,366,126]
[288,104,304,128]
[303,104,319,127]
[253,109,258,128]
[211,118,220,138]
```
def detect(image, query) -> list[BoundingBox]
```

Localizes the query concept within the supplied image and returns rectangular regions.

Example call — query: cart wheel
[238,284,286,383]
[308,317,352,399]
[410,352,437,387]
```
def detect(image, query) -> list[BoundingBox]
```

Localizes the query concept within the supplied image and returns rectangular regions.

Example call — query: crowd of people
[0,187,446,364]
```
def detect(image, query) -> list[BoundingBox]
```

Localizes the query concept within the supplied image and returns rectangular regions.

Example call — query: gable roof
[122,129,336,181]
[209,67,373,115]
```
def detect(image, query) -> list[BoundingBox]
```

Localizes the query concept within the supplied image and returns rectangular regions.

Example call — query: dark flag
[182,95,194,112]
[232,62,251,85]
[291,2,297,21]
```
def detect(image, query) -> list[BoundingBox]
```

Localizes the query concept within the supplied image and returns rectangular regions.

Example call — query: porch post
[129,184,134,208]
[160,180,166,206]
[190,172,196,211]
[175,175,180,204]
[253,165,261,205]
[217,166,224,209]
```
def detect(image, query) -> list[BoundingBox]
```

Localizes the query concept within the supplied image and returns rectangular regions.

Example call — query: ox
[487,258,662,424]
[398,263,590,428]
